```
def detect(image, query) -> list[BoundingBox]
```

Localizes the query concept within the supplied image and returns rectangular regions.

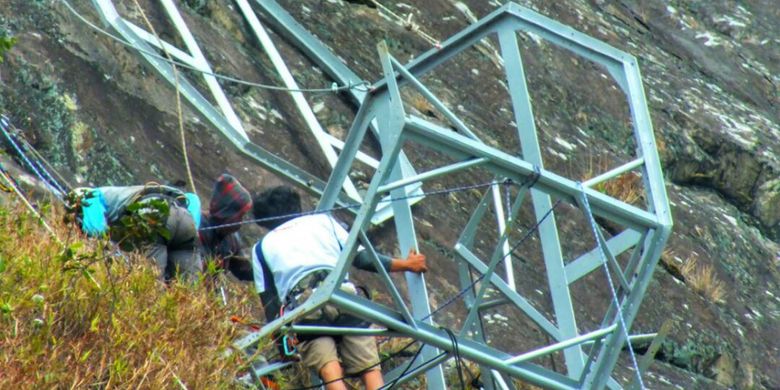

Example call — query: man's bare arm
[353,249,428,274]
[389,250,428,273]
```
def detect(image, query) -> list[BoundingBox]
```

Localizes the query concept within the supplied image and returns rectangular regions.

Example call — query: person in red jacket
[198,173,253,266]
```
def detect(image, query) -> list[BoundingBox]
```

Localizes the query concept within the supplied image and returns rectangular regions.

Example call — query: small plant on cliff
[403,90,437,118]
[111,197,171,251]
[182,0,210,16]
[680,257,727,304]
[658,331,730,378]
[0,33,16,63]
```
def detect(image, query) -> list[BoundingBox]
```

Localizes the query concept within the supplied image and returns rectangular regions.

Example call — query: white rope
[0,168,62,244]
[58,0,369,93]
[578,182,645,389]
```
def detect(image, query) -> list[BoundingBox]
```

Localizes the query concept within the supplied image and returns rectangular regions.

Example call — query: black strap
[136,192,188,208]
[286,270,329,304]
[254,240,282,323]
[327,214,344,252]
[356,285,372,301]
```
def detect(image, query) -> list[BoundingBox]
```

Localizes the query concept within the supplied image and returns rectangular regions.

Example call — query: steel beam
[404,117,661,230]
[583,159,645,188]
[235,0,363,202]
[332,291,580,390]
[458,259,498,390]
[565,229,643,284]
[505,325,617,365]
[89,1,673,388]
[377,42,446,389]
[89,0,416,224]
[250,0,425,220]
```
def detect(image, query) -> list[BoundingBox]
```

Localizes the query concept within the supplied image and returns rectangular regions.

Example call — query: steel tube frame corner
[88,1,672,388]
[307,3,671,389]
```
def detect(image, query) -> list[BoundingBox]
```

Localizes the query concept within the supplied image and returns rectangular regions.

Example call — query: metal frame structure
[84,0,671,388]
[89,0,423,224]
[237,3,671,389]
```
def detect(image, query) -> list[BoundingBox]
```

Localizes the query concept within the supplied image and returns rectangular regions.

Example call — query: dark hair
[252,186,301,230]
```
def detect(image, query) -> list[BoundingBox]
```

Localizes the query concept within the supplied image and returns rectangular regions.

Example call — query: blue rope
[17,134,72,193]
[1,115,68,195]
[0,115,67,199]
[0,160,23,194]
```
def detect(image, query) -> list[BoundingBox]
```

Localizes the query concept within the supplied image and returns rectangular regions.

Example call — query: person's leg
[298,336,346,390]
[340,335,383,389]
[360,369,384,390]
[145,240,169,279]
[168,248,202,281]
[319,360,348,390]
[165,205,202,281]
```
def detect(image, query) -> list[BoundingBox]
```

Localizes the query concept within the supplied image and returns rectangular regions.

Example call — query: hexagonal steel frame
[236,3,672,389]
[76,0,675,387]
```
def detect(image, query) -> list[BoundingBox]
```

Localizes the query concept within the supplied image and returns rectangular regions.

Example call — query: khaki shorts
[297,335,381,375]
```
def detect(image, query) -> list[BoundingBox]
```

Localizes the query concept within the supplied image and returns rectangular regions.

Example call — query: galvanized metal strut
[85,1,671,388]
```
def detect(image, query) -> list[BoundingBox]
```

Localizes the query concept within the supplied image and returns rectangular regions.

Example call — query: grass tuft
[680,257,727,304]
[577,154,644,206]
[403,90,437,118]
[0,199,263,388]
[596,172,643,206]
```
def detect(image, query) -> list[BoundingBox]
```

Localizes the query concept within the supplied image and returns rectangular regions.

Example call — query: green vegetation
[4,60,77,168]
[113,197,172,251]
[182,0,210,16]
[658,331,730,378]
[0,33,15,63]
[0,199,264,388]
[1,58,134,184]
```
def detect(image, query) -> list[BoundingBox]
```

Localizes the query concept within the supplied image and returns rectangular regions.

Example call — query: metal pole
[505,325,617,365]
[378,42,446,389]
[235,0,362,201]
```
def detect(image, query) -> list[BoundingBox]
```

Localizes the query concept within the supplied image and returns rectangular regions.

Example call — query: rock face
[1,0,778,388]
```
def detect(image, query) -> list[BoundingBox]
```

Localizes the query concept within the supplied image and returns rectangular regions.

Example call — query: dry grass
[0,200,264,388]
[580,154,644,205]
[598,172,643,205]
[512,379,545,390]
[403,90,437,117]
[680,257,727,304]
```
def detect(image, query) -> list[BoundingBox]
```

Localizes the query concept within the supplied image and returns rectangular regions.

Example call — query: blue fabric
[81,189,108,236]
[184,192,201,229]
